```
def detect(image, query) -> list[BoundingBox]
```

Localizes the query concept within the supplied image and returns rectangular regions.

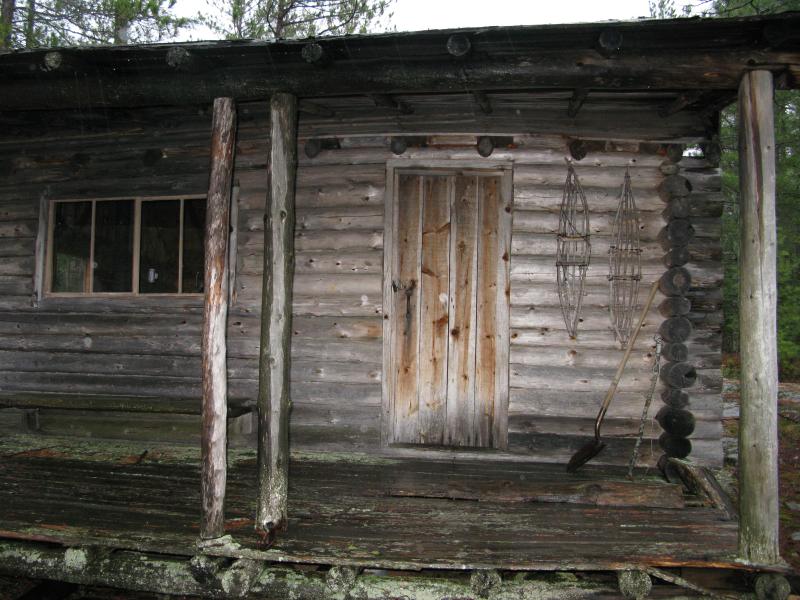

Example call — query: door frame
[381,159,514,449]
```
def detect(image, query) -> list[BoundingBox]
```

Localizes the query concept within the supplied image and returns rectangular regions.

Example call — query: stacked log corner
[256,93,298,539]
[200,97,237,540]
[656,150,696,462]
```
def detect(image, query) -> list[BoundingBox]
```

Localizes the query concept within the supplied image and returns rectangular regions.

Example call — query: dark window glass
[93,200,133,292]
[139,200,180,294]
[182,199,206,294]
[52,201,91,292]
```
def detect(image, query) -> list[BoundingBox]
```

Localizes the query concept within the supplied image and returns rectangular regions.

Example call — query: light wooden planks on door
[417,176,450,445]
[475,175,511,448]
[392,174,423,444]
[446,175,479,447]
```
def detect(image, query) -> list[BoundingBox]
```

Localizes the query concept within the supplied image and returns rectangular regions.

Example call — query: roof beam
[1,13,798,110]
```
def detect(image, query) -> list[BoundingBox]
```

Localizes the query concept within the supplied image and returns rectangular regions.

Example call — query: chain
[627,335,663,479]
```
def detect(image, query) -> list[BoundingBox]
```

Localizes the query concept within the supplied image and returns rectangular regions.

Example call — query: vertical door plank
[475,176,499,448]
[446,174,479,447]
[392,174,423,444]
[417,176,450,445]
[475,175,512,449]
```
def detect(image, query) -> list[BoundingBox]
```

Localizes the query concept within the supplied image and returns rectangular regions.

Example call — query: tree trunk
[1,0,15,49]
[24,0,34,48]
[256,92,298,538]
[200,97,237,540]
[737,69,780,565]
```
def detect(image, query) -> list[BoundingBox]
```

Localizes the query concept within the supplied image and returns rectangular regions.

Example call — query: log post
[256,93,298,538]
[200,97,236,540]
[737,69,780,565]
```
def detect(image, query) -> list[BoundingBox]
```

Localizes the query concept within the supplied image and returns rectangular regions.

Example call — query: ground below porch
[0,432,743,578]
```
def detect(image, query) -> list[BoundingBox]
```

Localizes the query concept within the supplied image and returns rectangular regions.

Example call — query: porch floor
[0,434,739,572]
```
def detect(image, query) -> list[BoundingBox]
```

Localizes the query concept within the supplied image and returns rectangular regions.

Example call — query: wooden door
[384,170,512,449]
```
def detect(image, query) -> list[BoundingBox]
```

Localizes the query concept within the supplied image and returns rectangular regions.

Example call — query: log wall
[0,93,723,466]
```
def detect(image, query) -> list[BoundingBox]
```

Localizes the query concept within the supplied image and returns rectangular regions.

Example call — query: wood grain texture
[737,70,779,564]
[445,175,479,447]
[391,174,423,444]
[475,175,512,448]
[417,176,450,445]
[200,97,236,540]
[256,93,297,535]
[0,441,744,573]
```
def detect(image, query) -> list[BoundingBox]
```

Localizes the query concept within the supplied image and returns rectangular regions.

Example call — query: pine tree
[203,0,393,40]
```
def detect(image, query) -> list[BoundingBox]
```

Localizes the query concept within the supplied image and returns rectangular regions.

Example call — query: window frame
[44,194,207,298]
[381,160,514,450]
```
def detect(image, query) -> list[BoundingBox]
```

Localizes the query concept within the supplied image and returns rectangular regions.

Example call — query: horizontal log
[509,389,721,420]
[510,345,657,371]
[514,185,664,212]
[0,238,33,257]
[0,311,207,335]
[291,338,382,364]
[295,182,384,208]
[509,414,717,440]
[510,364,654,393]
[293,273,382,296]
[291,381,381,405]
[292,294,382,316]
[241,251,382,275]
[510,305,662,331]
[291,315,382,339]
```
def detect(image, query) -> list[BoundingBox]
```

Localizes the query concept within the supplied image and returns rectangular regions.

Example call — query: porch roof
[0,12,799,111]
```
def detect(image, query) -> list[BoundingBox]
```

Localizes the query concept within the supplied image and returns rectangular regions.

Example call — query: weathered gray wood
[200,97,236,540]
[256,93,297,537]
[32,191,49,307]
[737,70,780,565]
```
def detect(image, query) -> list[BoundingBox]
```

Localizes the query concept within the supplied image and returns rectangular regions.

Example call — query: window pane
[93,200,133,292]
[182,199,206,294]
[52,201,91,293]
[139,200,180,294]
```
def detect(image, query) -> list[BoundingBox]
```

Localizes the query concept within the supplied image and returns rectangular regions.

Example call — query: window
[383,167,513,449]
[46,196,206,295]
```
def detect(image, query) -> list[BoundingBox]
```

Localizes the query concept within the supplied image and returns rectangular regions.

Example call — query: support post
[200,97,236,540]
[256,92,298,538]
[737,70,780,565]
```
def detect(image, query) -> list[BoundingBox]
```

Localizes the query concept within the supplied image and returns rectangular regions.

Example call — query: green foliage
[203,0,393,40]
[3,0,191,47]
[710,0,800,380]
[648,0,692,18]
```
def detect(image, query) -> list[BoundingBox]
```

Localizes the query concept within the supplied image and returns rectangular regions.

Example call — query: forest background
[0,0,797,381]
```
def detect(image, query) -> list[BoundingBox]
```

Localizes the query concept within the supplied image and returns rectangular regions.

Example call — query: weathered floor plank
[0,436,739,572]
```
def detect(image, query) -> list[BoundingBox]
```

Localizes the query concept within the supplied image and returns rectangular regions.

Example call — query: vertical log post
[256,93,298,538]
[200,97,236,540]
[737,70,780,565]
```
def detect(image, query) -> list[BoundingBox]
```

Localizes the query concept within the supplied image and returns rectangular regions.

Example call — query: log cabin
[0,12,797,599]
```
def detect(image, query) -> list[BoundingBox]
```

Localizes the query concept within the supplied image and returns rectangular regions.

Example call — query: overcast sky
[175,1,693,42]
